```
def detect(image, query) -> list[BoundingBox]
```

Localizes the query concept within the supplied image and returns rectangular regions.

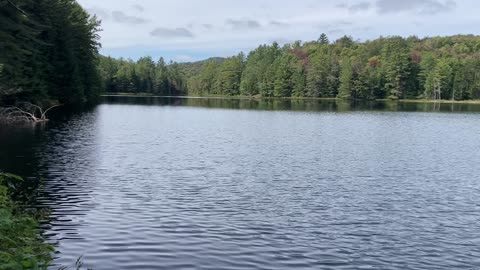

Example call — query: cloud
[132,4,144,12]
[150,27,194,38]
[186,23,214,30]
[376,0,456,15]
[86,7,110,20]
[202,24,213,30]
[328,29,345,35]
[355,26,373,31]
[421,0,456,14]
[112,11,148,24]
[269,21,290,27]
[324,20,353,28]
[318,20,354,37]
[348,2,371,13]
[76,0,475,62]
[226,19,261,30]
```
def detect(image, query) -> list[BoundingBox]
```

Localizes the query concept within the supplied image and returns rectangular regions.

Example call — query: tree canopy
[0,0,102,106]
[165,34,480,101]
[2,2,480,104]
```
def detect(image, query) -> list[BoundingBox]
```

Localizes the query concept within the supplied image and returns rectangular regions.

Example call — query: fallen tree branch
[42,104,62,119]
[0,103,62,123]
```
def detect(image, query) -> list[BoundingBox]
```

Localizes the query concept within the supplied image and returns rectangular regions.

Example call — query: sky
[77,0,480,62]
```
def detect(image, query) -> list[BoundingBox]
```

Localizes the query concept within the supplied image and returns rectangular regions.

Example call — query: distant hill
[97,34,480,100]
[178,57,225,78]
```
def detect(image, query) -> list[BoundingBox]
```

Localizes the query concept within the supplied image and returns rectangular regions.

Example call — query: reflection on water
[103,96,480,113]
[1,97,480,270]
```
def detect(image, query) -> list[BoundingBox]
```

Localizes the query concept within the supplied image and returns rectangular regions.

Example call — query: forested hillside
[0,0,102,105]
[2,0,480,103]
[100,34,480,100]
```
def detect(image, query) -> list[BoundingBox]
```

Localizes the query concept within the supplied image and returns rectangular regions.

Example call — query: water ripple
[2,102,480,269]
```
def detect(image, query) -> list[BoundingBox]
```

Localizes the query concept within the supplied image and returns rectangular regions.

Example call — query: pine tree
[214,54,244,96]
[381,37,410,99]
[318,33,329,44]
[273,52,294,97]
[337,57,353,99]
[155,57,168,95]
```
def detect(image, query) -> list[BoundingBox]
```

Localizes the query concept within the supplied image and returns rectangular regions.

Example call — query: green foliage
[424,58,453,99]
[167,35,480,101]
[0,173,53,270]
[136,57,156,93]
[98,56,187,95]
[213,54,244,96]
[381,37,411,99]
[194,60,218,95]
[71,33,480,101]
[2,3,480,104]
[239,43,281,97]
[273,51,294,97]
[337,57,353,99]
[306,45,337,97]
[0,0,102,105]
[318,33,329,44]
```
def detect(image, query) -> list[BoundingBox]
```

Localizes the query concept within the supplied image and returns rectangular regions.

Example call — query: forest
[2,0,480,107]
[1,0,480,268]
[0,0,102,106]
[99,34,480,101]
[0,0,100,267]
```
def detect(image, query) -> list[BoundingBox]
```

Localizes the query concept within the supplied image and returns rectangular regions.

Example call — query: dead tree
[0,102,61,123]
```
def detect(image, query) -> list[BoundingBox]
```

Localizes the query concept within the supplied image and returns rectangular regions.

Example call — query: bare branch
[17,102,43,117]
[11,106,37,121]
[41,104,62,120]
[0,103,59,123]
[5,0,28,17]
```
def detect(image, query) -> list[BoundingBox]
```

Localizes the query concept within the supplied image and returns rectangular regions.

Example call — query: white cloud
[376,0,456,14]
[150,27,194,39]
[76,0,479,60]
[112,11,148,24]
[226,19,261,30]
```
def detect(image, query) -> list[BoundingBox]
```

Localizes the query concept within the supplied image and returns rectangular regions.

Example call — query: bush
[0,173,53,270]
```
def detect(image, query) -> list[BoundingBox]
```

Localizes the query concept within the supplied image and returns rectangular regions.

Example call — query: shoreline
[0,173,52,268]
[101,93,480,105]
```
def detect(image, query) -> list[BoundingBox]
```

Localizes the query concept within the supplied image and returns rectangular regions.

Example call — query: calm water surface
[1,97,480,269]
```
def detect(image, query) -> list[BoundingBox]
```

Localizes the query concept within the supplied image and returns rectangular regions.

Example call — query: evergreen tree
[155,57,169,95]
[452,63,467,100]
[306,46,333,97]
[381,37,410,99]
[197,60,218,95]
[273,51,294,97]
[214,54,244,96]
[318,33,329,44]
[337,57,353,99]
[0,0,103,105]
[136,56,156,93]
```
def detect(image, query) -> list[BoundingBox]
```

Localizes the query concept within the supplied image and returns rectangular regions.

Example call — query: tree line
[2,0,480,104]
[0,0,102,106]
[99,56,186,96]
[100,34,480,101]
[188,34,480,100]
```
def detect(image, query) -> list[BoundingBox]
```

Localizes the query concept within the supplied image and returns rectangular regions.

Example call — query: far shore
[101,93,480,105]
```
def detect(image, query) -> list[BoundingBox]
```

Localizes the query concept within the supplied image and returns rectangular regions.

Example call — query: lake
[1,97,480,269]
